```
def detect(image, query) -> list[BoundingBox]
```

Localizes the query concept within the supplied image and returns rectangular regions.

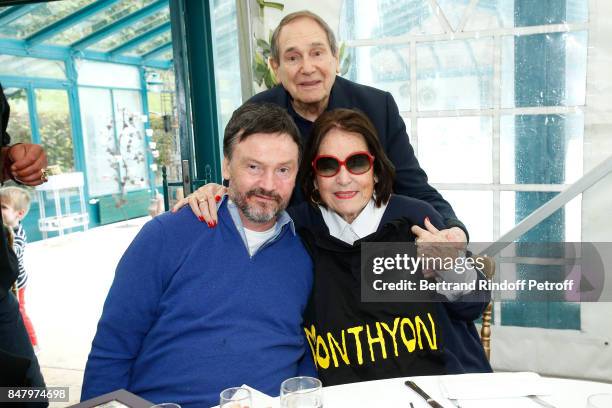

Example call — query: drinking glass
[219,387,251,408]
[587,393,612,408]
[280,376,323,408]
[151,404,181,408]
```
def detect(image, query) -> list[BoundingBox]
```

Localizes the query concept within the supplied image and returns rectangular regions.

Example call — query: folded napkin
[439,372,552,400]
[211,384,279,408]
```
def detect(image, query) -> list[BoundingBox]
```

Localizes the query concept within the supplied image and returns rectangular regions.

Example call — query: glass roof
[158,50,173,61]
[127,30,172,56]
[48,0,158,46]
[0,0,94,40]
[90,6,170,52]
[0,1,172,66]
[0,54,66,79]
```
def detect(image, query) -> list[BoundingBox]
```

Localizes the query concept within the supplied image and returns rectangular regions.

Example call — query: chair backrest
[474,255,495,360]
[161,165,208,212]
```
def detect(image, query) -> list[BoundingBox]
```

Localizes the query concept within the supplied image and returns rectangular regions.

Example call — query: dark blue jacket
[250,76,466,235]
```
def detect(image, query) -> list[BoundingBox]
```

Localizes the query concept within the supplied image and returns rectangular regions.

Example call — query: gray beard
[230,187,286,224]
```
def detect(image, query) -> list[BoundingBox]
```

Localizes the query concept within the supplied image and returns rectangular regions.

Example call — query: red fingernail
[207,222,213,228]
[212,221,217,228]
[215,195,221,202]
[425,217,430,223]
[198,216,204,222]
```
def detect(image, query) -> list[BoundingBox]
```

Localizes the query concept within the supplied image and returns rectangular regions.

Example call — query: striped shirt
[12,223,27,289]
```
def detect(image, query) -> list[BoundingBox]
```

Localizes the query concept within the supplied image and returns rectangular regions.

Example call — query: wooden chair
[474,255,496,360]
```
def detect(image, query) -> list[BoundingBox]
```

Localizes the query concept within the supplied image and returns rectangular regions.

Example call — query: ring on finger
[41,168,49,183]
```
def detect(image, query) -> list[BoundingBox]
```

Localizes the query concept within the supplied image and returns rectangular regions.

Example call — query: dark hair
[270,10,338,64]
[300,109,395,208]
[223,103,302,162]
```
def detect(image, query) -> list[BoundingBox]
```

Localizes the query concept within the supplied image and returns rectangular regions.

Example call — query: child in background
[0,186,38,352]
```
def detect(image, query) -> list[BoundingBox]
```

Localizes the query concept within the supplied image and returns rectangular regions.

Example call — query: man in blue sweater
[81,103,315,407]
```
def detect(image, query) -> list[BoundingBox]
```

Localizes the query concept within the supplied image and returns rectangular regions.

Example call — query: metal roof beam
[0,38,171,70]
[109,21,171,56]
[142,41,172,61]
[26,0,122,47]
[0,4,40,26]
[71,0,169,51]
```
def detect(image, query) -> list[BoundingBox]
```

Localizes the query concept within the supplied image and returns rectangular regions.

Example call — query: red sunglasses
[312,151,375,177]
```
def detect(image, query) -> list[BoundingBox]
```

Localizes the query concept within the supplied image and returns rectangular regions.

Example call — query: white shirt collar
[319,199,388,245]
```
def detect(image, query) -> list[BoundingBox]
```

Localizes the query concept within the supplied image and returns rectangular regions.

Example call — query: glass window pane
[417,38,494,111]
[49,0,158,46]
[35,89,74,172]
[127,30,172,56]
[464,0,588,31]
[499,192,582,329]
[79,88,118,196]
[439,190,494,242]
[211,0,242,140]
[345,45,410,112]
[3,88,32,144]
[113,90,149,192]
[435,0,472,32]
[339,0,444,40]
[500,192,581,241]
[146,69,181,187]
[418,116,492,183]
[77,60,141,89]
[90,7,170,52]
[501,31,587,108]
[0,0,94,40]
[501,113,584,184]
[0,55,65,79]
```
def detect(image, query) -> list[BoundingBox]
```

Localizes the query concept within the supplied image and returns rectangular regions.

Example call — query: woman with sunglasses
[174,109,491,384]
[289,109,491,385]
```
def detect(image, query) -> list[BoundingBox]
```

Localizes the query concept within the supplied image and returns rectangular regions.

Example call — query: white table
[321,375,612,408]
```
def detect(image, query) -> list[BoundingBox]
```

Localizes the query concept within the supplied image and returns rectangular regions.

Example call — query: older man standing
[82,103,314,407]
[188,11,468,242]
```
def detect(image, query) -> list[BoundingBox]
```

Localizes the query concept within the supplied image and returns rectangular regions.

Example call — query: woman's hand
[411,218,467,277]
[171,183,227,226]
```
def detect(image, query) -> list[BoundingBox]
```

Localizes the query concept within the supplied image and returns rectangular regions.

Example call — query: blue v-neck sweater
[82,203,314,408]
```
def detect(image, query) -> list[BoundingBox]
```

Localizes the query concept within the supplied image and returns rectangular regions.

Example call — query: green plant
[338,42,352,77]
[256,0,284,18]
[252,31,278,89]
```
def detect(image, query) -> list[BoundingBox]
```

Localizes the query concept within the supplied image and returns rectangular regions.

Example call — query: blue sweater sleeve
[81,218,168,401]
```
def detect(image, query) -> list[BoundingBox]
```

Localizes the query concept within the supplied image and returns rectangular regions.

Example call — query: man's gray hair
[270,10,338,64]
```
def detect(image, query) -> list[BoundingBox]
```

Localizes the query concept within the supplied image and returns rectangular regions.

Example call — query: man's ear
[222,157,230,181]
[334,53,340,74]
[269,57,280,78]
